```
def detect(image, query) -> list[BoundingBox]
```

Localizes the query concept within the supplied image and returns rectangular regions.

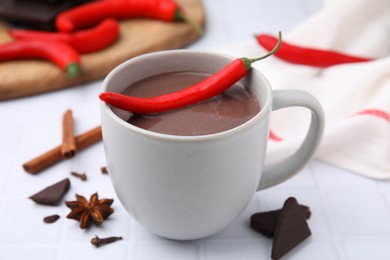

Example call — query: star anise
[65,193,114,229]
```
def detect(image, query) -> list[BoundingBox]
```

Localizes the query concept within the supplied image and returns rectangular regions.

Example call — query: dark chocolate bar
[0,0,90,31]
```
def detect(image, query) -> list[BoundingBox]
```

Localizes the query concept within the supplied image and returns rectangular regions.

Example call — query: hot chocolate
[111,72,261,136]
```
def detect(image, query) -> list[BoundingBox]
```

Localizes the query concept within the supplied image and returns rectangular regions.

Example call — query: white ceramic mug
[100,50,324,240]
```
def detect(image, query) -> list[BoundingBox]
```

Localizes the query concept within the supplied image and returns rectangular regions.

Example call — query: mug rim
[101,49,273,141]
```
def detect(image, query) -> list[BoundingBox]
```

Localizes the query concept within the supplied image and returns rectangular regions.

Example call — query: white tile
[68,143,107,182]
[59,244,128,260]
[134,241,199,260]
[0,117,25,154]
[314,161,380,190]
[205,240,270,260]
[285,239,340,260]
[0,154,13,197]
[80,80,104,124]
[0,198,65,244]
[0,97,34,119]
[205,197,262,240]
[270,162,318,190]
[133,220,165,242]
[301,0,323,14]
[380,181,390,198]
[0,245,58,260]
[344,240,390,260]
[326,192,390,236]
[17,115,62,155]
[29,87,85,119]
[6,159,72,198]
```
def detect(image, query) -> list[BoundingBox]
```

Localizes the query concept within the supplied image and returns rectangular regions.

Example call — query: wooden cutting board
[0,0,205,100]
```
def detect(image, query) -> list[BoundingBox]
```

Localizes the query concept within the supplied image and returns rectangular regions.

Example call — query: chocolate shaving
[43,214,60,223]
[29,178,70,206]
[100,166,108,175]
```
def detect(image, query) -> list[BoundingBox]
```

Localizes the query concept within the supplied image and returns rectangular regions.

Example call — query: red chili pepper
[0,40,81,77]
[256,33,372,68]
[8,19,119,54]
[99,32,282,114]
[56,0,203,35]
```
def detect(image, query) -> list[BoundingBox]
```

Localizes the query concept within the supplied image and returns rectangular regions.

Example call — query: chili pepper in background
[8,19,119,54]
[0,40,81,77]
[56,0,203,36]
[256,33,373,68]
[99,32,282,114]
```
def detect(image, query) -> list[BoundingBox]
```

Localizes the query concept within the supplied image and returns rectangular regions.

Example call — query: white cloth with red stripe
[219,0,390,179]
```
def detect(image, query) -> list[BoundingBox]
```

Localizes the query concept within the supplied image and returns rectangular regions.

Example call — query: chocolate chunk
[29,178,70,206]
[43,214,60,223]
[100,166,108,175]
[250,205,311,238]
[0,0,90,31]
[271,197,311,260]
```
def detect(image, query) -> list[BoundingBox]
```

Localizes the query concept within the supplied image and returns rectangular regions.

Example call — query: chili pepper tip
[99,92,114,103]
[66,63,80,78]
[99,92,106,101]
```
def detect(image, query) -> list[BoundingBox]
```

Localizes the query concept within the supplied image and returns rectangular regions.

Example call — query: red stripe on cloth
[354,109,390,122]
[269,130,283,141]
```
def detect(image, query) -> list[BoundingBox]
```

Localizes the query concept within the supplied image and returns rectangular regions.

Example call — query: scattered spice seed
[100,166,108,175]
[65,193,114,229]
[70,171,87,181]
[43,214,60,224]
[91,235,122,248]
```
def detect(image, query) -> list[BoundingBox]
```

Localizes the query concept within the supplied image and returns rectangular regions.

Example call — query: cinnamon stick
[61,109,76,158]
[23,126,102,174]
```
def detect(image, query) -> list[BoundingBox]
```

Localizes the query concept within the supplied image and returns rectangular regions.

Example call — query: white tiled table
[1,0,390,259]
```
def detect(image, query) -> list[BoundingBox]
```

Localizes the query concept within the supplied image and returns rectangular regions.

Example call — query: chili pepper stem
[242,31,282,70]
[174,9,203,36]
[66,63,80,78]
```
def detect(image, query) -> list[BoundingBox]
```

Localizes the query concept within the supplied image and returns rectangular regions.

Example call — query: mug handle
[257,89,325,190]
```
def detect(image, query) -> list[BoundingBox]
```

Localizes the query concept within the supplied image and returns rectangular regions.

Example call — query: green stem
[66,63,80,78]
[242,31,282,70]
[174,9,204,36]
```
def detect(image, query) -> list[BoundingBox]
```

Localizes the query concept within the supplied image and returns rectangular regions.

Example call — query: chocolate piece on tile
[0,0,90,31]
[29,178,70,206]
[251,210,279,238]
[250,205,310,238]
[271,197,311,260]
[43,214,60,223]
